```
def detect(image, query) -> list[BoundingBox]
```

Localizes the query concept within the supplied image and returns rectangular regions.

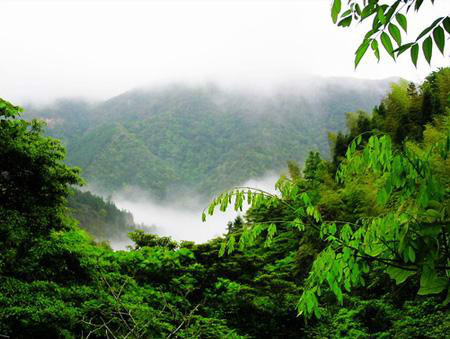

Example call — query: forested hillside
[26,79,393,198]
[2,68,450,339]
[67,189,136,241]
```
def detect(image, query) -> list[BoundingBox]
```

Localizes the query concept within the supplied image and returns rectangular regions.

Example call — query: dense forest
[67,189,137,241]
[1,67,450,338]
[25,79,392,199]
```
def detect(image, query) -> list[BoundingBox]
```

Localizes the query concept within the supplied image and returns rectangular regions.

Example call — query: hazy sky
[1,0,450,104]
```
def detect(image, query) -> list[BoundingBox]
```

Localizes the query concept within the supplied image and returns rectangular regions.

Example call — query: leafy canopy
[205,69,450,319]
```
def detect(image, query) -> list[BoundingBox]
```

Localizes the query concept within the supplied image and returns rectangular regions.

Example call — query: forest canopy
[207,67,450,320]
[2,67,450,338]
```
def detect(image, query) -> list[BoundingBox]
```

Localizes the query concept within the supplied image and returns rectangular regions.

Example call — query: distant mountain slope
[26,78,395,198]
[67,189,136,241]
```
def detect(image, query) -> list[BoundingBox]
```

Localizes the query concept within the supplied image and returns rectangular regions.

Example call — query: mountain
[25,78,395,199]
[67,189,137,241]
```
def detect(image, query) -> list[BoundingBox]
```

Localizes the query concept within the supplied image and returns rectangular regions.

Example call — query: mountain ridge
[25,77,396,198]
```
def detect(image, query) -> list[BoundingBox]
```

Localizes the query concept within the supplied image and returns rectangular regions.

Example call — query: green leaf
[219,241,226,257]
[385,1,400,24]
[201,212,206,222]
[411,43,419,67]
[418,267,448,295]
[341,9,352,17]
[377,187,389,205]
[338,16,352,27]
[331,0,342,24]
[407,246,416,263]
[415,0,424,12]
[268,223,277,237]
[306,292,314,313]
[361,5,374,20]
[396,13,407,32]
[227,235,236,254]
[422,36,433,64]
[418,225,442,237]
[443,17,450,34]
[426,208,441,219]
[381,32,395,59]
[356,134,362,145]
[377,7,386,25]
[388,23,402,46]
[366,243,385,257]
[387,266,416,285]
[433,26,445,54]
[416,17,443,41]
[355,39,370,68]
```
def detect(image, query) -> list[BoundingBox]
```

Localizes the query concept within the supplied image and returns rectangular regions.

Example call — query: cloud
[110,173,279,247]
[1,0,449,104]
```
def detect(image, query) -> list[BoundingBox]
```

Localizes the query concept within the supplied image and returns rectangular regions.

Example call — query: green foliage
[331,0,450,67]
[206,68,450,322]
[3,69,450,338]
[1,99,253,339]
[0,98,83,280]
[129,230,179,250]
[25,82,390,199]
[307,295,450,339]
[67,189,136,241]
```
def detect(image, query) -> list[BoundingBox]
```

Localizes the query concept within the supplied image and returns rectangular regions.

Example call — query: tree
[204,2,450,319]
[0,98,83,279]
[205,68,450,319]
[227,216,244,235]
[129,230,178,250]
[331,0,450,67]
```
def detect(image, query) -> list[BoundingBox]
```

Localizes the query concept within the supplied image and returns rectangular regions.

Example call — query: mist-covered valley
[107,173,279,249]
[25,78,393,244]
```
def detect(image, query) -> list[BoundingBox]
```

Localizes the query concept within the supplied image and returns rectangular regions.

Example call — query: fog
[2,0,450,105]
[3,0,450,248]
[110,173,279,248]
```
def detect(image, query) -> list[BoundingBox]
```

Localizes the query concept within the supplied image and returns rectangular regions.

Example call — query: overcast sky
[1,0,450,104]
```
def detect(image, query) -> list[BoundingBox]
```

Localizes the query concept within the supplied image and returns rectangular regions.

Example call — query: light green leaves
[418,266,448,295]
[355,39,370,68]
[387,266,416,285]
[407,246,416,263]
[0,99,23,119]
[208,112,450,320]
[377,7,386,25]
[299,290,321,318]
[264,223,277,247]
[381,32,395,60]
[388,23,402,46]
[331,0,341,24]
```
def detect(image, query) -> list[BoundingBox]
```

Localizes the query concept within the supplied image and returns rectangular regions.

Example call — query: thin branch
[166,303,201,339]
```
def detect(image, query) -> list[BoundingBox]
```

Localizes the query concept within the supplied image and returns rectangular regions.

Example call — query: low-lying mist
[109,173,279,249]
